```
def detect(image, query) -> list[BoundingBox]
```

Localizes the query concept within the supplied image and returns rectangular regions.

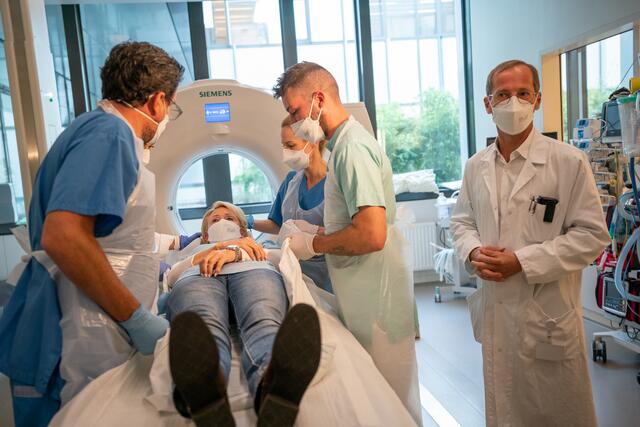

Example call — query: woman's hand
[194,249,236,277]
[216,237,266,261]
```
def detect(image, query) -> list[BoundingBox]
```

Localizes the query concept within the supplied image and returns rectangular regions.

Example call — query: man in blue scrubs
[0,42,184,427]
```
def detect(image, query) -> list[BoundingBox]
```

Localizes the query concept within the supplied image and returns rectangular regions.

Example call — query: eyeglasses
[168,100,183,121]
[489,90,538,106]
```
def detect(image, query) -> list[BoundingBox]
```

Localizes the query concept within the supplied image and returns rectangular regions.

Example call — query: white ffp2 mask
[291,96,325,144]
[149,114,169,146]
[491,95,537,135]
[282,142,310,171]
[123,100,169,146]
[207,219,242,243]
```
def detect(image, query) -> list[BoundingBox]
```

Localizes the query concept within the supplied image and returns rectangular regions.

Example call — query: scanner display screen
[205,103,231,123]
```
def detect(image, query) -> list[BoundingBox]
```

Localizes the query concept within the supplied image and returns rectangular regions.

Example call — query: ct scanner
[149,79,374,235]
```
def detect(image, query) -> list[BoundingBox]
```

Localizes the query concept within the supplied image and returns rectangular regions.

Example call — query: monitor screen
[604,278,623,300]
[602,100,621,137]
[205,103,231,123]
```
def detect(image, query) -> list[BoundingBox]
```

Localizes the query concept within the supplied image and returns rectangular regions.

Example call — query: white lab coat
[450,129,610,427]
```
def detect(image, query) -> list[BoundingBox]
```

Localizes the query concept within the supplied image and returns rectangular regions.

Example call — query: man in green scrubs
[273,62,421,424]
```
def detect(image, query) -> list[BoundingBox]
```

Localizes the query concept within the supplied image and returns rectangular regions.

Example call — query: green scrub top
[325,118,397,232]
[322,117,418,392]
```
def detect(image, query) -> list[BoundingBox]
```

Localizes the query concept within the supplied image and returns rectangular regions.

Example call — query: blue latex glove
[159,261,170,282]
[179,232,201,249]
[119,305,169,355]
[247,214,255,230]
[157,292,170,315]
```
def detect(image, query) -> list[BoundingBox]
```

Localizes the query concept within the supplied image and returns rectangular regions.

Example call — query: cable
[624,325,639,341]
[626,300,640,319]
[616,191,639,222]
[613,61,635,93]
[613,227,640,302]
[630,158,640,215]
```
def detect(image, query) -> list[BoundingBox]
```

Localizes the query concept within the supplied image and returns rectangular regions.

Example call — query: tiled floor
[414,282,640,427]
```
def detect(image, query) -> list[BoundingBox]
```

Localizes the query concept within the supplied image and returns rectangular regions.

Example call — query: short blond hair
[201,201,248,242]
[272,61,339,99]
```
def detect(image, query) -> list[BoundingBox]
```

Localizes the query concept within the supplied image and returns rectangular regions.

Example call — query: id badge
[535,342,565,361]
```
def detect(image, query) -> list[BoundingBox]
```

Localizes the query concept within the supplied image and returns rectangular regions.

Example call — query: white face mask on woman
[291,96,325,144]
[207,219,242,243]
[491,95,537,135]
[282,142,310,171]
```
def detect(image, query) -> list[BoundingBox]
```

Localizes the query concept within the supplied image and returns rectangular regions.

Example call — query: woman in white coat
[450,60,610,427]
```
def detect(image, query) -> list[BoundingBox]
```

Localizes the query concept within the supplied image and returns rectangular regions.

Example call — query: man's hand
[216,237,266,261]
[470,246,522,282]
[289,232,319,260]
[194,249,236,277]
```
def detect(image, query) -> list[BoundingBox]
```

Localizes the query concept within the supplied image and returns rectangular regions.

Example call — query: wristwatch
[225,245,241,262]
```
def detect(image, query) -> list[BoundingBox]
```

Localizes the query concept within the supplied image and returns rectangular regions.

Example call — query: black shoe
[169,311,235,427]
[256,303,321,427]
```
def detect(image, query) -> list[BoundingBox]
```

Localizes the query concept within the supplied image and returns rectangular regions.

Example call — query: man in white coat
[450,59,610,427]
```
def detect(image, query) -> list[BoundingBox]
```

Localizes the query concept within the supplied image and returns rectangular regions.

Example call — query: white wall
[470,0,640,151]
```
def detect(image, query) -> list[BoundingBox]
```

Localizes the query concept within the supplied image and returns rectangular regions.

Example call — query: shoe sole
[258,303,321,427]
[169,311,235,427]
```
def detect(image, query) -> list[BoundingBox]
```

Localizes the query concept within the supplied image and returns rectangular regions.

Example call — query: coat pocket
[467,287,484,343]
[521,299,582,361]
[522,199,561,244]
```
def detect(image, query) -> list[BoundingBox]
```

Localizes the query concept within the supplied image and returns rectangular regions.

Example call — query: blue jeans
[166,269,288,395]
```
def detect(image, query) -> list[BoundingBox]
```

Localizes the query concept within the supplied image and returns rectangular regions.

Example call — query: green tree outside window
[378,89,461,182]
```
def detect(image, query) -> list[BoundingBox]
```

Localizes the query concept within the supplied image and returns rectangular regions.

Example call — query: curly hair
[100,41,184,106]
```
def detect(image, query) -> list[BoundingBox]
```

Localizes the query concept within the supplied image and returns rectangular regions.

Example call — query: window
[204,0,284,91]
[176,152,274,234]
[79,3,195,108]
[44,6,73,128]
[293,0,360,102]
[561,30,634,141]
[586,31,634,118]
[41,0,472,197]
[370,0,464,183]
[0,21,26,223]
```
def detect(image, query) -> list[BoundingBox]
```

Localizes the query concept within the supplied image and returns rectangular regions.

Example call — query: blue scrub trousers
[11,380,60,427]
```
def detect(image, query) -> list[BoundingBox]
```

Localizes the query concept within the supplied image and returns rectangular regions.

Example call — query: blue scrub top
[0,108,139,398]
[268,171,326,227]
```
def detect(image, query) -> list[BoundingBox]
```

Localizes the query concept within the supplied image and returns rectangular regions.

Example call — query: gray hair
[486,59,540,96]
